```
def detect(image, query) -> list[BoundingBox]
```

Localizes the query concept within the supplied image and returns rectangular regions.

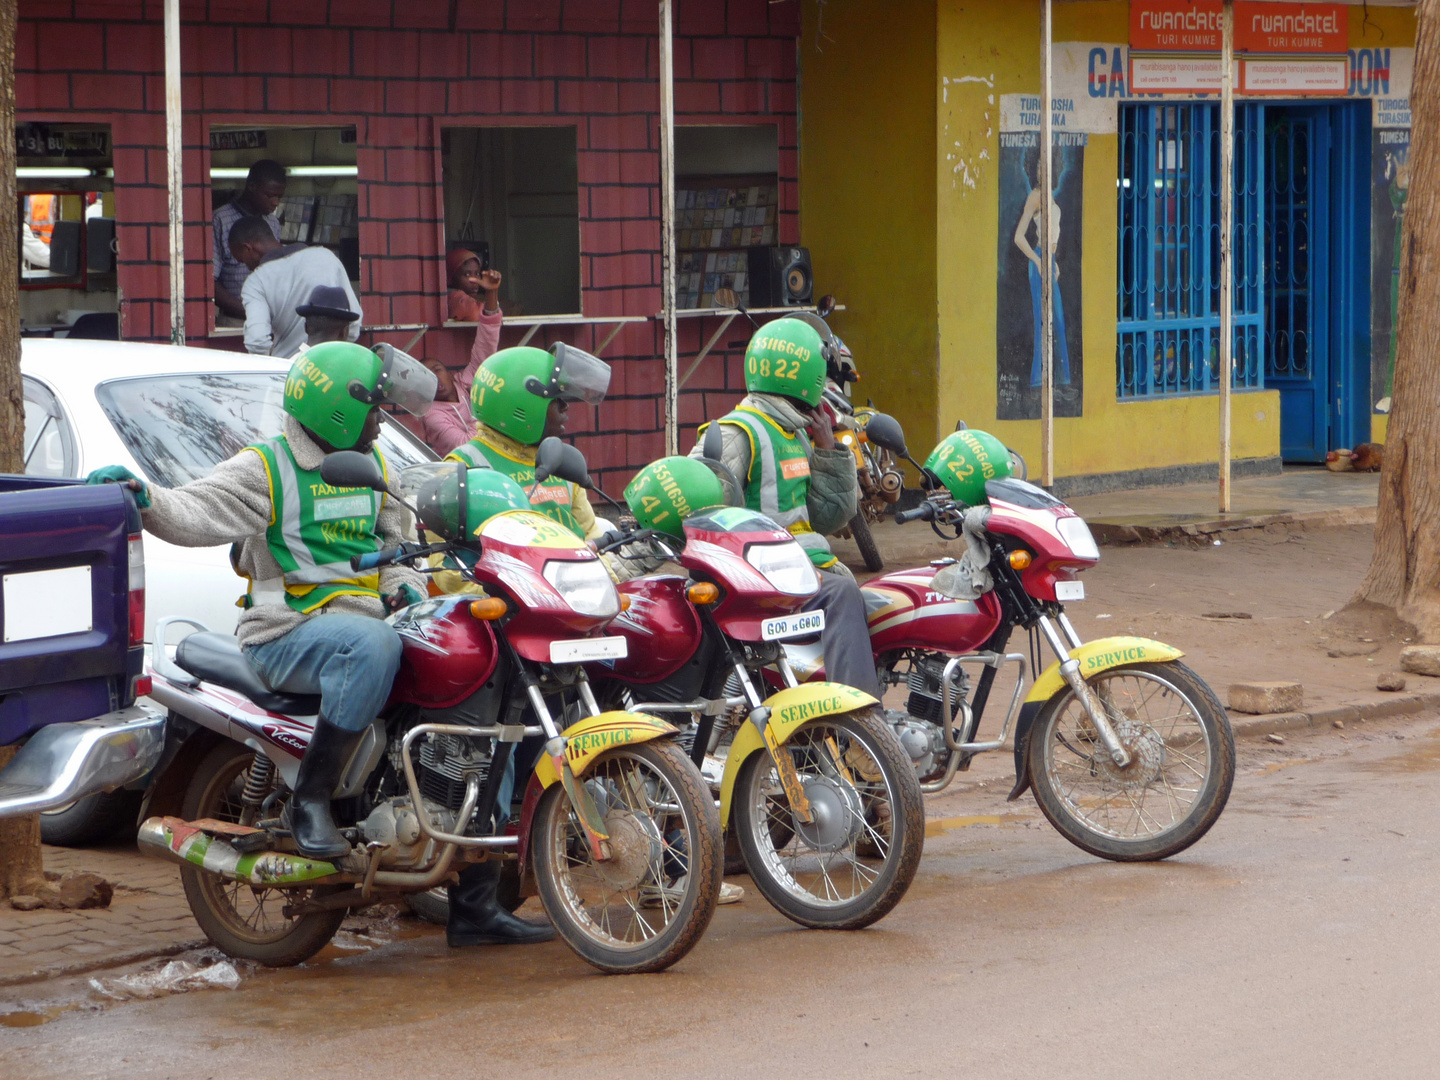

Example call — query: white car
[21,338,437,643]
[20,339,438,844]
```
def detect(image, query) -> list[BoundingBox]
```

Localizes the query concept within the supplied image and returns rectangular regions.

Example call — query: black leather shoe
[446,861,555,947]
[282,716,362,861]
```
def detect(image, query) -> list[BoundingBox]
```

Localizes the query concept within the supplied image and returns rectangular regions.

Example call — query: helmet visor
[785,311,837,348]
[398,461,468,538]
[374,344,438,417]
[551,342,611,405]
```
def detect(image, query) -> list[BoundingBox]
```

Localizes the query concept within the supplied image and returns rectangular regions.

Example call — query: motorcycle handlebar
[350,541,443,572]
[894,503,935,525]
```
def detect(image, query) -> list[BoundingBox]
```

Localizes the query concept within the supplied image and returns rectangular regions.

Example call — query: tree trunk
[1353,0,1440,640]
[0,0,43,903]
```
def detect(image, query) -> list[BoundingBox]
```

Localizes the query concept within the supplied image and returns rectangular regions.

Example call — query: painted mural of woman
[1013,146,1072,388]
[1377,148,1409,414]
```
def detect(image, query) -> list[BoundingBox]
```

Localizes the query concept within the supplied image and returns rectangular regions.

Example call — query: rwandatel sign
[1129,0,1349,95]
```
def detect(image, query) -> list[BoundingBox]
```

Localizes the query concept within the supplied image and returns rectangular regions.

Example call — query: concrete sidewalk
[1070,466,1380,544]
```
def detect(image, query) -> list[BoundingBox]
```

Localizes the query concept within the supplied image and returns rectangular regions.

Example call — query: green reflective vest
[711,406,837,569]
[447,436,583,538]
[247,436,387,613]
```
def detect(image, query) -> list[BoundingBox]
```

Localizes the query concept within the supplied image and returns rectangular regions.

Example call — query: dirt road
[5,713,1439,1079]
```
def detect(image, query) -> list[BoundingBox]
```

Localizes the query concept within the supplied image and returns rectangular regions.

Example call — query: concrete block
[1229,681,1304,714]
[1400,645,1440,677]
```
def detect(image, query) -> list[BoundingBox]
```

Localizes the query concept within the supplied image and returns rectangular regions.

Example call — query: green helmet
[923,430,1013,506]
[743,318,827,408]
[470,342,612,445]
[624,456,726,538]
[400,462,531,540]
[285,342,437,449]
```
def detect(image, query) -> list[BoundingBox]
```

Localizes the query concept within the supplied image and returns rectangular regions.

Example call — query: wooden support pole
[1219,0,1235,512]
[164,0,184,346]
[659,0,679,455]
[1039,0,1055,489]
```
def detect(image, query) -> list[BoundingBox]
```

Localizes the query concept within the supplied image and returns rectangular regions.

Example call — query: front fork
[1035,611,1132,768]
[733,654,815,824]
[519,666,613,861]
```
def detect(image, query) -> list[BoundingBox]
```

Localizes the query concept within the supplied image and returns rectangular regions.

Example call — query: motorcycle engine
[415,732,492,827]
[894,657,971,782]
[359,798,453,869]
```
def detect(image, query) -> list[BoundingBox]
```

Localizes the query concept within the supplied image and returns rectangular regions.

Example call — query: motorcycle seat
[174,632,322,716]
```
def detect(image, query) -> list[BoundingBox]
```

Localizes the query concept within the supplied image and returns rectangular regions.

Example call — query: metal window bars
[1117,102,1264,399]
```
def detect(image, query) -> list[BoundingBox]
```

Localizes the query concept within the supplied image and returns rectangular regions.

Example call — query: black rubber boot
[446,861,555,947]
[282,716,362,861]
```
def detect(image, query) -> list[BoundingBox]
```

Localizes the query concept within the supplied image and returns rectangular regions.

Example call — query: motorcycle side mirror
[713,286,738,309]
[534,437,594,490]
[816,294,836,318]
[320,451,389,493]
[954,419,969,431]
[863,413,909,458]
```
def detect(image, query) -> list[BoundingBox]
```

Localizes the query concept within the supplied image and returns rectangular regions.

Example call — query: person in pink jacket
[422,268,503,455]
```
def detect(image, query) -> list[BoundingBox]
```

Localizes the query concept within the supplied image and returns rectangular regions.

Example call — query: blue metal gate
[1264,103,1371,461]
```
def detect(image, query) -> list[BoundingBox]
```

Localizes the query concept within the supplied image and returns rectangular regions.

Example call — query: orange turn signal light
[1008,550,1033,570]
[469,597,508,621]
[619,593,632,611]
[687,582,720,605]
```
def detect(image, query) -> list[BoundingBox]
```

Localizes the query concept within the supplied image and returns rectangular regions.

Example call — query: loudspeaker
[49,220,81,278]
[87,217,115,274]
[747,245,813,308]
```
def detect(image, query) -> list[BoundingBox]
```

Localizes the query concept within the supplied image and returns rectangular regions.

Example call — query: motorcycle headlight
[1056,517,1100,561]
[542,558,619,618]
[744,542,818,596]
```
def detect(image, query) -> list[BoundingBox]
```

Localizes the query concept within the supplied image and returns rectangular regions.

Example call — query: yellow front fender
[533,711,678,788]
[718,682,877,826]
[1025,637,1185,704]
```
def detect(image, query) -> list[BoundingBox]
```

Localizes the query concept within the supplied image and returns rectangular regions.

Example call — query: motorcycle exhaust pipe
[137,816,354,887]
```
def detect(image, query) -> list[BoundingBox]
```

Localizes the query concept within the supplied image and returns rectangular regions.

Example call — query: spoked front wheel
[532,740,722,974]
[734,707,924,929]
[1027,661,1235,861]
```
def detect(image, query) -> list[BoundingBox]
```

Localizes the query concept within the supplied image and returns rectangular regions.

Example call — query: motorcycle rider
[86,343,551,948]
[689,317,883,700]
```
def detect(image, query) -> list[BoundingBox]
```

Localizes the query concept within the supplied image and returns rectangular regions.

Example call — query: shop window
[1116,104,1264,399]
[208,126,359,328]
[17,123,118,339]
[673,125,779,310]
[441,127,581,318]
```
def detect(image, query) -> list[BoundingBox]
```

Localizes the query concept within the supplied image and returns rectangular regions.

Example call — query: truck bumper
[0,705,166,818]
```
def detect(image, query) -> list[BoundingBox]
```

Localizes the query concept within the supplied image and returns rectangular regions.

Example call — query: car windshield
[95,372,435,489]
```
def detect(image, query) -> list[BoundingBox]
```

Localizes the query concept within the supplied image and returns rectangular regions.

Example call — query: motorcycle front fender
[1006,636,1185,801]
[532,711,678,788]
[718,682,877,825]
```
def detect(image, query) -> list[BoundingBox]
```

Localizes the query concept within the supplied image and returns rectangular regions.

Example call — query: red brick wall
[18,0,802,488]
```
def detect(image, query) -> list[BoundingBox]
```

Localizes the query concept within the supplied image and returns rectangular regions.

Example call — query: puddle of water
[0,1005,78,1028]
[925,814,1029,837]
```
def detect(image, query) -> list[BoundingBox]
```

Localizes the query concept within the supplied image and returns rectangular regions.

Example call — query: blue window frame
[1116,102,1265,399]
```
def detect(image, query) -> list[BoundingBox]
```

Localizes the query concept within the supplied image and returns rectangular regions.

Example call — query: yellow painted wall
[799,0,940,457]
[936,0,1282,480]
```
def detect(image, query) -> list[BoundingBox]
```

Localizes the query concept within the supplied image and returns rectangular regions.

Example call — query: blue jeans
[1028,258,1071,387]
[243,613,403,732]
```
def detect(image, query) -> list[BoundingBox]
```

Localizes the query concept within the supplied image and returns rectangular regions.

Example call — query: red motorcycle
[140,448,721,974]
[782,416,1235,862]
[587,504,925,930]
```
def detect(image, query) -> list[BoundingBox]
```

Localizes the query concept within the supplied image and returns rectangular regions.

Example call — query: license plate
[550,636,628,663]
[3,565,92,643]
[761,610,825,641]
[1055,580,1085,602]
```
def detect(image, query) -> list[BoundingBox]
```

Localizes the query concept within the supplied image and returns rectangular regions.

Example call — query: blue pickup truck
[0,474,165,819]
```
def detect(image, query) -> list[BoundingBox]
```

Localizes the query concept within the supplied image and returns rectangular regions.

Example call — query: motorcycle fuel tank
[606,575,703,683]
[387,597,499,709]
[862,566,1003,654]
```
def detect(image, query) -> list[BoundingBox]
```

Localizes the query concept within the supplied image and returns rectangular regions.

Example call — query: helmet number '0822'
[748,357,800,380]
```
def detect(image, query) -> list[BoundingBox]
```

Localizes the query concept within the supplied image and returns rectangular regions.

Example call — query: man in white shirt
[229,216,362,358]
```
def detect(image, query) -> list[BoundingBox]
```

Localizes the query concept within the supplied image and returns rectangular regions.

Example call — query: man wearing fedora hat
[297,285,362,349]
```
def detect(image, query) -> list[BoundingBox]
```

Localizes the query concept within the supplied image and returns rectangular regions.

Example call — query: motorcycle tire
[847,511,884,573]
[532,740,722,974]
[1026,660,1235,862]
[733,706,924,930]
[403,866,524,926]
[178,742,346,967]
